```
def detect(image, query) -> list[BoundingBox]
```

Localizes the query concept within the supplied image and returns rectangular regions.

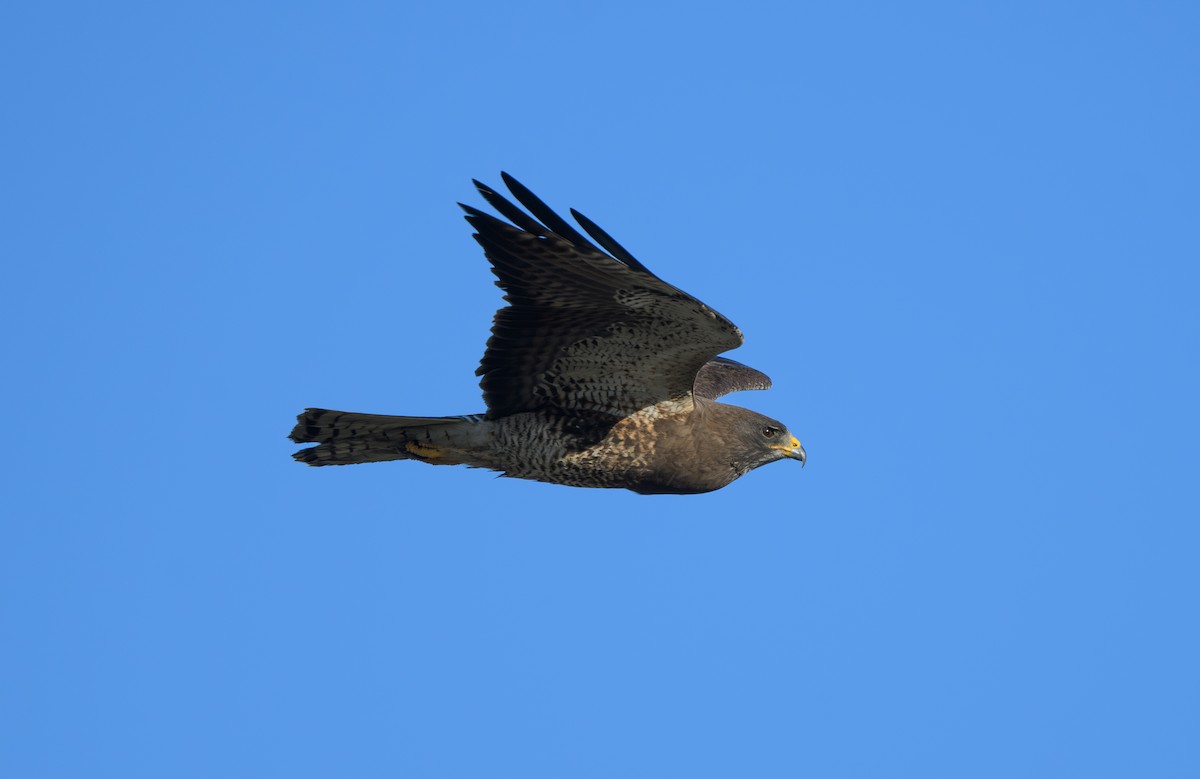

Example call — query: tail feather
[289,408,469,467]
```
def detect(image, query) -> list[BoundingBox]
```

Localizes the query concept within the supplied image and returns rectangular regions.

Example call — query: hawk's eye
[762,426,779,438]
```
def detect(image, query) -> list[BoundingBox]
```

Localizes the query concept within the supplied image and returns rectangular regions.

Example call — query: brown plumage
[289,174,805,494]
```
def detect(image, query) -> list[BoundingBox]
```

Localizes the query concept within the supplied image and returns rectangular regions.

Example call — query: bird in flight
[290,173,806,494]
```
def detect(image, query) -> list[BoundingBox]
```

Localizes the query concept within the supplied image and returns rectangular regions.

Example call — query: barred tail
[289,408,471,466]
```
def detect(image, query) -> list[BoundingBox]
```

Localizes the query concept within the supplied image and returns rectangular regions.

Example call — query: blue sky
[3,2,1198,777]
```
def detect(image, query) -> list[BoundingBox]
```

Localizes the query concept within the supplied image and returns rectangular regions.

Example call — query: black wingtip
[569,207,658,277]
[492,173,599,251]
[498,172,539,211]
[471,173,660,281]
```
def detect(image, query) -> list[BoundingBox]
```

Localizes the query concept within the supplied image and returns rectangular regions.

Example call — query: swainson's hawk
[290,174,805,494]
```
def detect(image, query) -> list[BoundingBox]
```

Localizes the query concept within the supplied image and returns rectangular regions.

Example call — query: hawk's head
[731,410,806,472]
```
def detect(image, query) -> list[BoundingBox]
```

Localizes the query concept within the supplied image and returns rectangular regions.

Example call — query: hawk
[290,174,806,494]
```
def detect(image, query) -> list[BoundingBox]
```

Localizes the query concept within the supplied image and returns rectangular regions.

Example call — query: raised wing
[693,357,773,399]
[462,173,744,421]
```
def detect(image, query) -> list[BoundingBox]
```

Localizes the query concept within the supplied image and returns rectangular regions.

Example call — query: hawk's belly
[477,404,737,494]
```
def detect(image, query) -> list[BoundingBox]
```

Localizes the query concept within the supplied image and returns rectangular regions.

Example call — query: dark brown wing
[462,173,744,421]
[693,357,773,399]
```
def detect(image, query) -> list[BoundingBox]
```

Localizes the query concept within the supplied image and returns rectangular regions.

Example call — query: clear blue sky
[3,2,1198,777]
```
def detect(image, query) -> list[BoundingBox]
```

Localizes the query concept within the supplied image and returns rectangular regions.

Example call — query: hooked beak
[772,436,807,467]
